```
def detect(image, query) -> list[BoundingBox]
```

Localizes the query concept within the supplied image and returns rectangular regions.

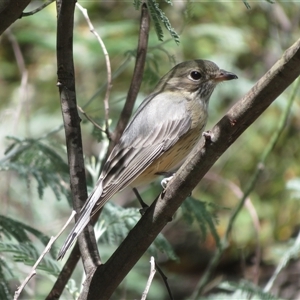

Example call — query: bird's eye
[189,71,202,81]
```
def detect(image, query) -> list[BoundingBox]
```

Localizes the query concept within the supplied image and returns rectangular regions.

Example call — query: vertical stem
[56,0,100,275]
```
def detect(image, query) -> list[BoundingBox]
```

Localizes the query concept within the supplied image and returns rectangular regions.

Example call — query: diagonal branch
[0,0,31,35]
[85,37,300,299]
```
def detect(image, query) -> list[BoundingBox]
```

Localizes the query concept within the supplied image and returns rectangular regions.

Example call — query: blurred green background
[0,1,300,299]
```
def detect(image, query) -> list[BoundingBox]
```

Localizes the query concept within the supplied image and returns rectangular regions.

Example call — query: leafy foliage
[181,197,221,247]
[217,281,280,300]
[0,136,70,203]
[0,215,60,299]
[98,202,178,261]
[1,0,300,299]
[146,0,180,44]
[0,257,13,300]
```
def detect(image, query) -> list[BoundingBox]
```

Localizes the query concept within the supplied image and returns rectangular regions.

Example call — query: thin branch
[56,0,100,276]
[155,262,173,300]
[76,3,112,138]
[85,37,300,299]
[264,229,300,293]
[109,2,150,149]
[14,211,76,300]
[82,55,133,109]
[141,257,156,300]
[4,29,28,133]
[204,172,261,285]
[77,105,105,132]
[21,0,55,17]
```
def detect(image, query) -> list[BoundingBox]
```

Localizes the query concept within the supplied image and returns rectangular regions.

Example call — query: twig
[141,257,156,300]
[191,76,300,299]
[264,229,300,293]
[56,0,100,275]
[82,55,133,110]
[22,0,55,17]
[14,211,76,300]
[4,29,28,133]
[155,262,173,300]
[110,2,150,149]
[76,3,112,138]
[204,172,261,285]
[77,105,106,132]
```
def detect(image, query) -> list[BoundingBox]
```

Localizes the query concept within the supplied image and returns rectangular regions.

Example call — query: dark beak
[214,69,238,82]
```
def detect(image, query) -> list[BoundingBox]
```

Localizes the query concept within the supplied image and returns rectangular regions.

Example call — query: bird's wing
[95,91,192,209]
[57,92,191,259]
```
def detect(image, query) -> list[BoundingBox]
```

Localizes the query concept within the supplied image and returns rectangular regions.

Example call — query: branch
[141,257,156,300]
[56,0,100,276]
[46,242,81,300]
[109,2,150,149]
[14,211,76,299]
[0,0,31,35]
[4,28,28,132]
[85,37,300,299]
[76,3,112,137]
[21,0,55,17]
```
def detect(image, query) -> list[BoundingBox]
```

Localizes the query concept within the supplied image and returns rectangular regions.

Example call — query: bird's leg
[161,174,175,191]
[202,130,216,143]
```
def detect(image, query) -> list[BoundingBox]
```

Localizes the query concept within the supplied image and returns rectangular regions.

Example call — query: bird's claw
[161,174,174,192]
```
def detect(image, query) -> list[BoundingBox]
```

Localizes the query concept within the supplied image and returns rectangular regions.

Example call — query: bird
[57,59,237,259]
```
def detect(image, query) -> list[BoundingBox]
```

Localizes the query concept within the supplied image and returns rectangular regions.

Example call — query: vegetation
[0,0,299,299]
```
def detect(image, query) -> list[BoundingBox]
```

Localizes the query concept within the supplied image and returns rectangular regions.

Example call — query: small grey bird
[58,59,237,259]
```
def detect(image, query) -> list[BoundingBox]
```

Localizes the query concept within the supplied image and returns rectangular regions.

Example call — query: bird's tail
[57,181,103,260]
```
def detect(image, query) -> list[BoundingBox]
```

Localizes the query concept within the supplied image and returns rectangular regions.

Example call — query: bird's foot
[161,174,174,192]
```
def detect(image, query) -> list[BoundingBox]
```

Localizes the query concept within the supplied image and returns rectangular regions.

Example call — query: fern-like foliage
[0,136,70,203]
[135,0,180,44]
[98,202,178,261]
[217,280,279,300]
[133,0,142,10]
[0,215,60,299]
[0,257,13,300]
[0,242,59,276]
[181,197,221,247]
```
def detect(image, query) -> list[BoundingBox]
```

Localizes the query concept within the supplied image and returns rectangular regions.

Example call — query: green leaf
[0,242,59,276]
[147,0,180,44]
[181,197,220,247]
[98,202,177,261]
[1,137,71,203]
[0,215,56,258]
[133,0,142,10]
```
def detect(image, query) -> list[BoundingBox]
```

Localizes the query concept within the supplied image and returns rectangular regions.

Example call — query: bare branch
[14,211,76,300]
[56,0,100,275]
[4,28,28,133]
[0,0,31,35]
[264,229,300,293]
[109,2,150,149]
[141,257,156,300]
[204,172,261,285]
[76,3,112,138]
[21,0,55,17]
[77,105,106,132]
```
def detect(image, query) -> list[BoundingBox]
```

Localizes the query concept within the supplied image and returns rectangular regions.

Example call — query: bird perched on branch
[58,59,237,259]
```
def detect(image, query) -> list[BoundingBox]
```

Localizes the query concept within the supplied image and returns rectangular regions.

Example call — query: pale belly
[130,125,204,187]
